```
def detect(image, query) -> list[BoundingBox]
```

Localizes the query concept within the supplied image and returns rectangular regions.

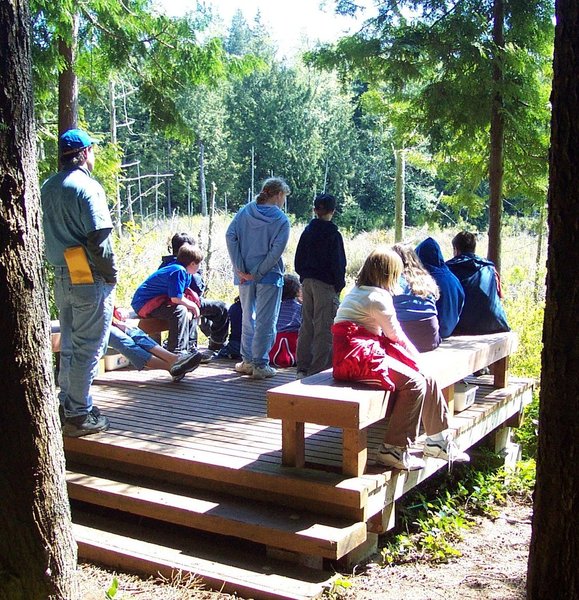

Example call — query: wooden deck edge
[67,469,367,560]
[73,518,336,600]
[64,435,383,514]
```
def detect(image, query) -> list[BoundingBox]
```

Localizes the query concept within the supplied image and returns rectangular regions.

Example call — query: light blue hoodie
[226,201,290,286]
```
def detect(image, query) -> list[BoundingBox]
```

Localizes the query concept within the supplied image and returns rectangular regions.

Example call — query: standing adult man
[42,128,117,436]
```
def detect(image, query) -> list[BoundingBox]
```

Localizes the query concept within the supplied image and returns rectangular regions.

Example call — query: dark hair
[452,231,477,254]
[256,177,291,205]
[171,232,195,255]
[60,149,88,168]
[282,273,301,301]
[314,193,336,214]
[176,243,203,267]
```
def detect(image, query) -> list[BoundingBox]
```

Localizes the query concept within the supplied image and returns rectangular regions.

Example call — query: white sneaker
[424,432,470,463]
[234,361,253,375]
[252,364,277,380]
[376,444,426,471]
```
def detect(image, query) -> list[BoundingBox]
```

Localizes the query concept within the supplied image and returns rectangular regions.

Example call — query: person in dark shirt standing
[295,193,346,377]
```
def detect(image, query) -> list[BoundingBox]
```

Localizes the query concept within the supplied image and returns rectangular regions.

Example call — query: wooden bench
[267,331,518,477]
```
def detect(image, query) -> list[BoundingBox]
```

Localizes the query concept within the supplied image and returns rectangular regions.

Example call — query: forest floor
[78,497,531,600]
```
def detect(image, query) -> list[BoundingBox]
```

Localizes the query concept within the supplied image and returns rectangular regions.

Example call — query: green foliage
[324,576,352,599]
[379,457,535,567]
[105,576,119,599]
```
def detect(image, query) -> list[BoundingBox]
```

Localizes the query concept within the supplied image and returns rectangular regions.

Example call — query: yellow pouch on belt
[64,246,94,284]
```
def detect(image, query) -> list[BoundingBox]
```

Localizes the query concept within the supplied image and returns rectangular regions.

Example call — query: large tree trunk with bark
[527,0,579,597]
[0,1,78,598]
[487,0,505,272]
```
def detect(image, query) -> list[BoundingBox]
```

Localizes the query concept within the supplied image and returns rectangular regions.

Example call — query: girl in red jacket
[332,247,469,471]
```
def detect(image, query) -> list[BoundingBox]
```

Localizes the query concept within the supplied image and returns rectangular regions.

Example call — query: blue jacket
[160,254,204,296]
[226,201,290,286]
[294,218,346,293]
[416,237,465,338]
[446,252,510,335]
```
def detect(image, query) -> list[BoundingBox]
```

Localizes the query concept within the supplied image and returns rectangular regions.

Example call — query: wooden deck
[65,359,534,600]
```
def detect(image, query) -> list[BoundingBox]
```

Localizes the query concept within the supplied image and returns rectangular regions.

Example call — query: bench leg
[342,428,367,477]
[281,420,305,468]
[443,384,455,416]
[491,355,510,388]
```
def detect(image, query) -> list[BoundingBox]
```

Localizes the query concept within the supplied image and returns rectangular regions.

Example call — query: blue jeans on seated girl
[108,325,158,370]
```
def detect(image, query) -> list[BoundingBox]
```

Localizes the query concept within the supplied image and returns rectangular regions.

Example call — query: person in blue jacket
[415,237,465,338]
[446,231,510,335]
[225,177,291,380]
[392,243,442,352]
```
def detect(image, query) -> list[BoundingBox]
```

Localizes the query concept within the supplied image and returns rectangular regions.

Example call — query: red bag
[269,331,299,368]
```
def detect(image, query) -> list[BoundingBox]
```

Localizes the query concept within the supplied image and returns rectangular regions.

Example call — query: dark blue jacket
[294,219,346,293]
[446,252,509,335]
[415,237,465,338]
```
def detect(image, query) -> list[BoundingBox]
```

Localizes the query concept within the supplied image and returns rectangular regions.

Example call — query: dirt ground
[77,497,531,599]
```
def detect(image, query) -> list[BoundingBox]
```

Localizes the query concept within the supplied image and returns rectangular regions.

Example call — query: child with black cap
[294,193,347,377]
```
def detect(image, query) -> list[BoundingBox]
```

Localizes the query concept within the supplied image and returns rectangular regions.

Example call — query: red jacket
[332,320,419,391]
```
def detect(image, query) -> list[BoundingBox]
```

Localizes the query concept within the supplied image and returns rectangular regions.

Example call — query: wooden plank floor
[80,360,349,471]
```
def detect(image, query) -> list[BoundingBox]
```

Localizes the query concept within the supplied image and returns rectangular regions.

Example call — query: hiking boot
[199,349,216,363]
[60,404,100,425]
[375,444,426,471]
[235,361,254,375]
[252,364,277,380]
[424,432,470,463]
[170,351,203,379]
[63,411,110,438]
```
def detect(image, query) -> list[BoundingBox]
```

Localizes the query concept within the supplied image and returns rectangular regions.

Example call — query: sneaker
[235,361,254,375]
[170,351,203,379]
[375,444,426,471]
[60,404,100,424]
[296,370,308,380]
[252,364,277,380]
[63,411,110,438]
[198,349,216,363]
[424,432,470,463]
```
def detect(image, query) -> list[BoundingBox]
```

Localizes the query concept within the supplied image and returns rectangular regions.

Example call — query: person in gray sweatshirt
[225,177,291,380]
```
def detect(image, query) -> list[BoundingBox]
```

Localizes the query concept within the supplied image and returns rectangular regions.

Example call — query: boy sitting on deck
[160,232,229,359]
[132,244,203,356]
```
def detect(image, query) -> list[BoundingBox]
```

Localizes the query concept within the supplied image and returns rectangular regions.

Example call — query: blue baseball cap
[59,128,98,156]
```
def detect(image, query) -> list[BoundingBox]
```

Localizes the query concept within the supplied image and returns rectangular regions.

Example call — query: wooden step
[73,509,337,600]
[67,467,367,561]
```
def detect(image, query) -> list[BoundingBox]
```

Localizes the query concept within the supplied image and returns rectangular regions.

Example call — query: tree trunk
[0,1,78,598]
[109,79,122,235]
[527,0,579,597]
[57,13,79,135]
[199,141,207,217]
[394,148,405,243]
[487,0,505,272]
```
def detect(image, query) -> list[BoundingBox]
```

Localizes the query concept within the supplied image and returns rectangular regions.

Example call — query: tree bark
[488,0,505,272]
[57,13,79,135]
[0,1,78,598]
[199,141,207,216]
[394,148,405,243]
[527,0,579,597]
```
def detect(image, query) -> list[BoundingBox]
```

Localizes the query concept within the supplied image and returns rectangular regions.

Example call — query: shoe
[235,361,254,375]
[198,349,216,363]
[59,404,100,424]
[63,411,110,438]
[208,339,224,352]
[170,351,203,379]
[252,364,277,380]
[424,432,470,463]
[296,370,307,380]
[375,444,426,471]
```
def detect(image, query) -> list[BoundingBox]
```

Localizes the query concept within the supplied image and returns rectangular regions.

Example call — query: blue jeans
[54,268,115,418]
[238,281,282,367]
[108,325,158,370]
